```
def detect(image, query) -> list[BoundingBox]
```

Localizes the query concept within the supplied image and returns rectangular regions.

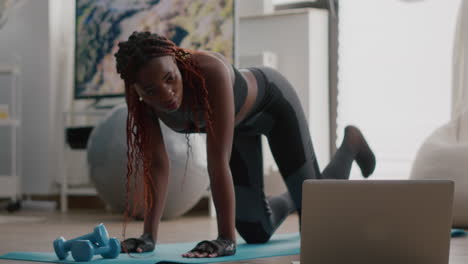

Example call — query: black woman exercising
[114,31,376,258]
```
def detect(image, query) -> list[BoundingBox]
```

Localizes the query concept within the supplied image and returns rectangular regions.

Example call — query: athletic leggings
[231,66,354,244]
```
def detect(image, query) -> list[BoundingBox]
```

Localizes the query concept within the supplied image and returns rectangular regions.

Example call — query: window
[337,0,461,179]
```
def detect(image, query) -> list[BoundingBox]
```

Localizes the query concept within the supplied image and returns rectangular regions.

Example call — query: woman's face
[134,55,183,113]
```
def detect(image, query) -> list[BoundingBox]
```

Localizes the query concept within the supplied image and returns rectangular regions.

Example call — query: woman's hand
[182,237,236,258]
[120,233,155,253]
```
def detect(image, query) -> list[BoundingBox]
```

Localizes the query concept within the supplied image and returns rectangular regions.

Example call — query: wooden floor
[0,209,467,264]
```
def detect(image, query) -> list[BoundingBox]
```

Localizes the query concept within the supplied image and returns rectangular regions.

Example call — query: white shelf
[59,110,109,212]
[0,64,21,201]
[0,119,20,126]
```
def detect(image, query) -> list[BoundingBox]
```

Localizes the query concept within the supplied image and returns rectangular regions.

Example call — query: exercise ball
[87,104,209,220]
[410,108,468,227]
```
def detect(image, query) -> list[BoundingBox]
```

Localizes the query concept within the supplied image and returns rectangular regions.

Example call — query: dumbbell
[71,238,120,262]
[53,223,110,260]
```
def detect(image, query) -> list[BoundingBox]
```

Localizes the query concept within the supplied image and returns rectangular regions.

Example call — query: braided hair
[114,31,213,241]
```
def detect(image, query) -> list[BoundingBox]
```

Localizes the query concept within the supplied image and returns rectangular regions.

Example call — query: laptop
[298,180,454,264]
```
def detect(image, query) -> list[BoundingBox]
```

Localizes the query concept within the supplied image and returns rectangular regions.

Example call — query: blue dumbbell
[53,223,110,260]
[71,238,120,262]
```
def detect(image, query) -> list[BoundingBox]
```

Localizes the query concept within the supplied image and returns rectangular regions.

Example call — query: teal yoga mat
[1,230,465,264]
[0,232,300,264]
[451,228,468,237]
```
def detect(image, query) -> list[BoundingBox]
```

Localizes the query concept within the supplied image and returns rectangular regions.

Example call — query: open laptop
[298,180,454,264]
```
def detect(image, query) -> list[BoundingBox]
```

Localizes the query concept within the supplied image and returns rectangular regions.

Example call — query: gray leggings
[232,66,355,243]
[231,66,320,243]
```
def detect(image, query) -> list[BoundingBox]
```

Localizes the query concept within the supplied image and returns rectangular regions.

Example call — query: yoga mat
[1,230,465,264]
[451,228,468,237]
[0,232,300,264]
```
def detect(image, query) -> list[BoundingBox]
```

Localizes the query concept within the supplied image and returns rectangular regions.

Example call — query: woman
[114,31,376,258]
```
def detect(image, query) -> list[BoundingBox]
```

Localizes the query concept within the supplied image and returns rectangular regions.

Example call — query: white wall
[338,0,461,179]
[0,0,54,194]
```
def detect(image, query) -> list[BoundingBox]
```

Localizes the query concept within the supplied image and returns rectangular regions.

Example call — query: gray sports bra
[150,65,248,133]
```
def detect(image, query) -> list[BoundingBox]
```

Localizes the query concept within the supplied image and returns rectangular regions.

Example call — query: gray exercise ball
[87,104,209,220]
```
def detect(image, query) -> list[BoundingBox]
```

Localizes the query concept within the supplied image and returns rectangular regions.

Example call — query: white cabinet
[0,65,22,202]
[58,109,108,213]
[238,8,331,174]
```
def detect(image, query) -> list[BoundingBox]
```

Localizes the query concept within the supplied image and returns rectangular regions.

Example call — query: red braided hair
[114,31,213,245]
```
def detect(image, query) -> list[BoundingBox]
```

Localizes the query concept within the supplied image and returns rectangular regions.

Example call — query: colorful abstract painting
[74,0,235,99]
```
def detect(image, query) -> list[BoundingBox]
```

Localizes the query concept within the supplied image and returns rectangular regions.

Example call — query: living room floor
[0,209,466,264]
